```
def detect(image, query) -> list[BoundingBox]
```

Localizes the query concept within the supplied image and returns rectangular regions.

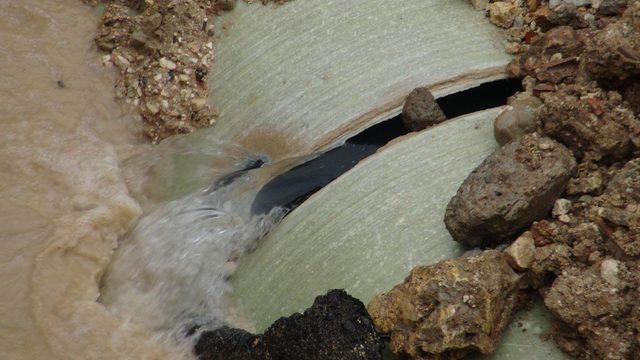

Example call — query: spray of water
[100,144,287,339]
[100,140,377,340]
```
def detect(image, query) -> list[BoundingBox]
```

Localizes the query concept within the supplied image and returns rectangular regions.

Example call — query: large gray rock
[445,133,576,248]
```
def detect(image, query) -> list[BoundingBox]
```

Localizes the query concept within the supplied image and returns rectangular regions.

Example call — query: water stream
[100,137,386,337]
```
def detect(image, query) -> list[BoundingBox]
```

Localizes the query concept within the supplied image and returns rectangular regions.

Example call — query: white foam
[100,165,285,337]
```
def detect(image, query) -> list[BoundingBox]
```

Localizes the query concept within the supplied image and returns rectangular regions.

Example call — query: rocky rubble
[195,290,384,360]
[538,83,640,162]
[527,159,640,358]
[372,2,640,359]
[94,0,222,142]
[470,1,640,358]
[90,0,288,143]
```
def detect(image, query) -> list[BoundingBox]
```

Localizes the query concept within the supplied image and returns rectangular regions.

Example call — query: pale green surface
[196,0,511,159]
[477,299,568,359]
[231,109,500,322]
[230,108,567,359]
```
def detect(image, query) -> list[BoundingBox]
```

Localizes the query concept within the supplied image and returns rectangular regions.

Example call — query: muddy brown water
[0,1,191,358]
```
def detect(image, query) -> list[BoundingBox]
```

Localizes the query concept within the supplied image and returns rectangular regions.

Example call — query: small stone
[600,259,620,286]
[505,42,521,54]
[549,0,591,7]
[470,0,490,10]
[101,54,112,65]
[552,198,572,217]
[130,30,148,48]
[206,24,216,37]
[558,214,572,223]
[594,0,630,15]
[159,57,177,70]
[538,142,552,150]
[578,195,593,203]
[494,92,543,146]
[114,55,130,69]
[445,134,576,247]
[141,13,163,32]
[401,87,446,131]
[488,1,519,28]
[222,260,238,278]
[146,101,160,114]
[588,251,602,264]
[191,97,207,109]
[505,231,536,271]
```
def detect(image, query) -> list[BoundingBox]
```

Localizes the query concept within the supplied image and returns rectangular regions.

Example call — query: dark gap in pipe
[436,78,523,118]
[250,78,521,215]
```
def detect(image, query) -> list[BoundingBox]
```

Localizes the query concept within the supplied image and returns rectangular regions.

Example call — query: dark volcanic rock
[195,327,264,360]
[444,133,576,248]
[401,87,447,131]
[195,289,384,360]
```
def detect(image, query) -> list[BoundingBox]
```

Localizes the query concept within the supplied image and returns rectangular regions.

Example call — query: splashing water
[100,150,287,337]
[99,137,379,341]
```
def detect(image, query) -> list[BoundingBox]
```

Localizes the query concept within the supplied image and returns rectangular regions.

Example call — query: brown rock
[539,83,640,161]
[507,26,583,84]
[470,0,490,11]
[582,2,640,80]
[566,161,606,195]
[604,158,640,197]
[95,4,135,51]
[505,231,536,271]
[528,242,574,289]
[544,264,636,359]
[401,87,446,131]
[367,251,521,359]
[594,0,631,15]
[552,198,572,217]
[591,159,640,257]
[489,1,519,28]
[494,92,542,145]
[444,133,576,248]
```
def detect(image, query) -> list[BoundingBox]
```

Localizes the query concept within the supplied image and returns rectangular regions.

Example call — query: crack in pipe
[251,78,522,215]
